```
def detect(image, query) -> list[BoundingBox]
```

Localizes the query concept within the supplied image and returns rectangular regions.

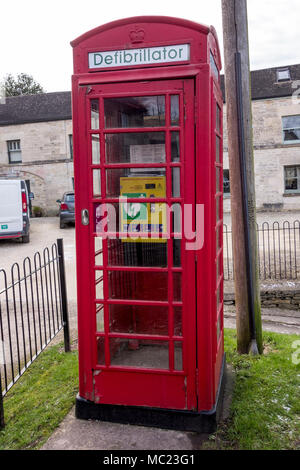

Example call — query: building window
[7,140,22,163]
[284,166,300,193]
[223,169,230,195]
[277,68,290,82]
[282,115,300,143]
[69,134,73,159]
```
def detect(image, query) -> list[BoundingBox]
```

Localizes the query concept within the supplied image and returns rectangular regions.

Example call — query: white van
[0,179,32,243]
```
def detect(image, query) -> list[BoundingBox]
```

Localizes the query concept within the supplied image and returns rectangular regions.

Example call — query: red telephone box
[72,16,225,432]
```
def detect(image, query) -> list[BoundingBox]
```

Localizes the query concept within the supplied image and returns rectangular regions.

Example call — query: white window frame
[7,139,22,164]
[284,166,300,194]
[277,68,291,82]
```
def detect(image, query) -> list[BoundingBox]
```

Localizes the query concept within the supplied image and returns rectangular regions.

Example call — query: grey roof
[0,64,299,126]
[0,91,72,126]
[220,63,300,101]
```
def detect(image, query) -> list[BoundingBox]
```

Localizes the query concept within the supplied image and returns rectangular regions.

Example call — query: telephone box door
[76,79,197,410]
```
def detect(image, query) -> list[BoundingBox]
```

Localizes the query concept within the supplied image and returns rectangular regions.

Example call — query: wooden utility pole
[222,0,263,354]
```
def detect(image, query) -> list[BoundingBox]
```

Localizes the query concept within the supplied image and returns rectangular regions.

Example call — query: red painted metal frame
[72,16,223,413]
[79,79,197,410]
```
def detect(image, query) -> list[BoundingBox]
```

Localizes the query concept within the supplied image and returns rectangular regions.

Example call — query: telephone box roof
[71,16,222,72]
[71,16,214,47]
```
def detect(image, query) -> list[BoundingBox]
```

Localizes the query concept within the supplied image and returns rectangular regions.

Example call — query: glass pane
[216,286,220,309]
[95,270,104,299]
[284,129,300,141]
[96,337,105,365]
[108,271,168,301]
[216,167,220,193]
[110,338,169,369]
[285,178,298,190]
[104,96,165,128]
[94,203,115,234]
[216,226,222,254]
[93,169,101,197]
[95,237,103,266]
[216,136,220,163]
[65,194,74,202]
[107,238,167,267]
[216,105,221,133]
[170,95,180,126]
[217,315,222,342]
[173,239,181,267]
[172,203,182,234]
[172,168,180,197]
[210,51,219,80]
[282,115,300,129]
[91,99,99,129]
[174,307,182,336]
[277,69,290,81]
[216,196,220,223]
[107,168,166,198]
[171,132,180,161]
[109,304,169,335]
[96,304,104,332]
[223,169,230,194]
[9,151,22,162]
[92,134,100,164]
[173,272,182,301]
[285,167,297,178]
[105,132,165,164]
[174,342,183,371]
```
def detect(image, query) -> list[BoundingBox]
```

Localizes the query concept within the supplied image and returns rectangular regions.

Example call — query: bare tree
[4,73,44,96]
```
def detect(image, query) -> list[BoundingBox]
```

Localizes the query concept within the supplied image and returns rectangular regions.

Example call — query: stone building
[222,63,300,213]
[0,64,300,215]
[0,92,73,215]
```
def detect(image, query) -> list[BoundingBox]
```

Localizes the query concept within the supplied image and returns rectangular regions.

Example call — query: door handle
[81,209,89,226]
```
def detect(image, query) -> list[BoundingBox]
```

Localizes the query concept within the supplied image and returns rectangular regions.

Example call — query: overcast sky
[1,0,299,92]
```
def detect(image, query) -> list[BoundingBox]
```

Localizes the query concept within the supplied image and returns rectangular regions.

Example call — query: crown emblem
[129,27,145,44]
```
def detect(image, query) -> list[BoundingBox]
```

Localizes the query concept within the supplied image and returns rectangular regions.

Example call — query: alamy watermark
[94,199,205,251]
[291,340,300,365]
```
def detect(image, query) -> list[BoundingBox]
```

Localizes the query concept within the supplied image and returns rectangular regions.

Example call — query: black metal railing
[223,220,300,281]
[0,239,70,428]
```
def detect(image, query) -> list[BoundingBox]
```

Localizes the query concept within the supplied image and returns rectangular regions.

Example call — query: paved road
[0,217,76,300]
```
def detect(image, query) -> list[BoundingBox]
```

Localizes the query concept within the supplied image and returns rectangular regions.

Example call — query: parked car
[57,192,75,228]
[0,179,34,243]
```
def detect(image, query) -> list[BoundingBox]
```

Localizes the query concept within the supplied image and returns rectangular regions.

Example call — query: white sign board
[130,144,166,165]
[89,44,190,69]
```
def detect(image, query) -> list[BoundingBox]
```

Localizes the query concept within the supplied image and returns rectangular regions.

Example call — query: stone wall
[224,289,300,311]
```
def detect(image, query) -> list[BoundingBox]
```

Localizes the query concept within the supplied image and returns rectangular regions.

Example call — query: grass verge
[0,343,78,450]
[0,331,299,450]
[205,330,300,450]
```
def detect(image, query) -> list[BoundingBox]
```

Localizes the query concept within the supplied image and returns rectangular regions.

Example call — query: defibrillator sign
[89,44,190,69]
[120,176,167,242]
